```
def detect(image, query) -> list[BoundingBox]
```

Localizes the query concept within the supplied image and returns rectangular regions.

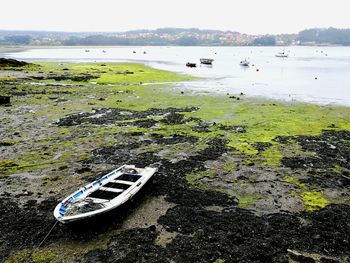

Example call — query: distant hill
[298,28,350,45]
[0,27,349,46]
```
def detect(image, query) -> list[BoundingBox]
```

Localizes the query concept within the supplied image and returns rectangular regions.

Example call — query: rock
[0,58,29,67]
[0,96,11,105]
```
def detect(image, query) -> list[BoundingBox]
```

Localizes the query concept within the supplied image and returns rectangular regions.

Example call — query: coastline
[1,61,349,262]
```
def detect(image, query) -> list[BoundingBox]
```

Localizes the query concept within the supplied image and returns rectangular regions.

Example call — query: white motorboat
[200,58,214,65]
[53,165,157,223]
[275,51,288,58]
[240,59,250,66]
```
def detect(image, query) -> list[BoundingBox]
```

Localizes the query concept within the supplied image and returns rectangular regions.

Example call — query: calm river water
[5,46,350,106]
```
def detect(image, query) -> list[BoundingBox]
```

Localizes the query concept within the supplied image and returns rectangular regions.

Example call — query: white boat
[53,165,157,223]
[275,51,288,58]
[200,58,214,65]
[240,59,250,66]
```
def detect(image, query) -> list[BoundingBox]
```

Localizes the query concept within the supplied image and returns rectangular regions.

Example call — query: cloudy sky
[1,0,349,34]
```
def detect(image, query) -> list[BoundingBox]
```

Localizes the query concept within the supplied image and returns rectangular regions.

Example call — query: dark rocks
[84,227,166,263]
[0,96,11,105]
[191,121,212,132]
[253,142,272,153]
[0,58,29,68]
[218,124,246,133]
[161,112,185,125]
[0,141,14,146]
[76,166,92,174]
[278,130,350,190]
[31,73,98,82]
[150,133,199,145]
[281,130,350,170]
[0,198,67,261]
[57,107,198,126]
[132,119,158,128]
[84,204,350,263]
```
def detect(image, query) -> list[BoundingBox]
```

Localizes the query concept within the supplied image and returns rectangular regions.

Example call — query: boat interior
[87,173,142,201]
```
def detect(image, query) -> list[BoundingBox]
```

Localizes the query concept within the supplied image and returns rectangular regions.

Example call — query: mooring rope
[37,220,59,248]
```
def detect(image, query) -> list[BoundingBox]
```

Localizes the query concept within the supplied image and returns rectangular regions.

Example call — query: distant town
[1,27,350,46]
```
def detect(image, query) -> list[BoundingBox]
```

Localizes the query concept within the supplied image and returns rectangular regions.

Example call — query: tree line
[1,28,350,46]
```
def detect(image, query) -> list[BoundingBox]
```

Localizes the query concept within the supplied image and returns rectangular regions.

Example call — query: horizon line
[0,26,346,35]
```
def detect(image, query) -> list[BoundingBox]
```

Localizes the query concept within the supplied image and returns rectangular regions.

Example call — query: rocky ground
[0,60,349,263]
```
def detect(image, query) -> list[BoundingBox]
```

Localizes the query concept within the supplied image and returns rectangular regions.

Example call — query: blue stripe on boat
[73,191,82,199]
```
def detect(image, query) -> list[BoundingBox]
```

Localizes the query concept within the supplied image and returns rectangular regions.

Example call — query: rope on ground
[37,220,59,248]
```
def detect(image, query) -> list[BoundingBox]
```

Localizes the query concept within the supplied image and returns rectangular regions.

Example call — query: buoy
[315,77,318,80]
[256,69,260,72]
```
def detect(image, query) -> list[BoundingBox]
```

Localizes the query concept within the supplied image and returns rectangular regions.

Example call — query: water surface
[5,46,350,106]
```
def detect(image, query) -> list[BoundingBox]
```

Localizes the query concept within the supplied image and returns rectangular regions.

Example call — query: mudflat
[1,61,349,263]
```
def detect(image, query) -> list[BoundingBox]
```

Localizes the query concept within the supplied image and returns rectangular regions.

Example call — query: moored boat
[240,59,250,66]
[53,165,157,223]
[275,51,288,58]
[186,62,197,68]
[200,58,214,65]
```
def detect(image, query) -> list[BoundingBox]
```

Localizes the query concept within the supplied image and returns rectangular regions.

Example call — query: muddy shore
[0,61,349,262]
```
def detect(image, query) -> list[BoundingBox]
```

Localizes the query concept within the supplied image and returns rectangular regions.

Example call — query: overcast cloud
[1,0,349,34]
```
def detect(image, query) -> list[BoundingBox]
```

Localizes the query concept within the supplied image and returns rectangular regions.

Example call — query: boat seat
[88,189,123,200]
[99,187,124,193]
[117,173,142,182]
[110,179,134,186]
[104,182,132,190]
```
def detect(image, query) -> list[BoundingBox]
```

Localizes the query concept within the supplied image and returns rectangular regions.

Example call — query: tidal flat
[0,60,349,263]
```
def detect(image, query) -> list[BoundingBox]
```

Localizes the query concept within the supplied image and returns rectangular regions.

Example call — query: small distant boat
[133,51,136,54]
[275,51,288,58]
[186,62,197,68]
[240,59,250,66]
[102,50,106,53]
[54,165,157,223]
[85,50,90,53]
[200,58,214,65]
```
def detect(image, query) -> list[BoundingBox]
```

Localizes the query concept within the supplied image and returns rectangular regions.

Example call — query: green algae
[0,160,19,175]
[237,193,261,208]
[284,176,305,188]
[0,140,17,146]
[5,248,57,263]
[301,191,330,211]
[224,162,235,173]
[73,63,195,84]
[260,144,283,166]
[186,170,217,189]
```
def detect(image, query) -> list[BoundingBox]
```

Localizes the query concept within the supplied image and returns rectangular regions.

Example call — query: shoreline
[3,45,350,107]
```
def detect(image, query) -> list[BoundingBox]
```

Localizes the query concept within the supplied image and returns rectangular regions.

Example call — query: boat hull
[53,165,157,223]
[200,58,214,65]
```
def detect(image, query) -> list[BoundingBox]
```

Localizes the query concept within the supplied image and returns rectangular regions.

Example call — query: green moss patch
[284,176,305,188]
[301,191,330,211]
[5,248,57,263]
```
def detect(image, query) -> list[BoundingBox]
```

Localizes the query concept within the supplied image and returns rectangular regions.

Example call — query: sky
[1,0,350,34]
